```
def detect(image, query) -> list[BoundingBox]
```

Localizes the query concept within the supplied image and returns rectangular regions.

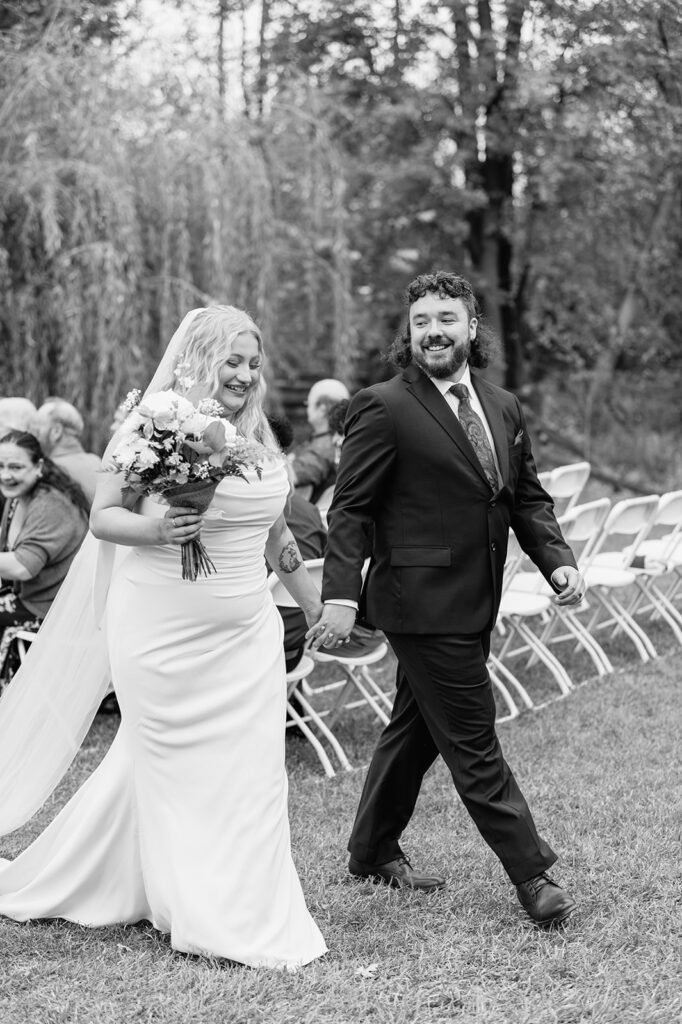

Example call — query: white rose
[173,394,196,419]
[180,411,211,437]
[137,390,195,430]
[138,390,179,417]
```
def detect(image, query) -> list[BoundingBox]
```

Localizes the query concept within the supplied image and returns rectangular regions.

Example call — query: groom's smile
[409,293,476,380]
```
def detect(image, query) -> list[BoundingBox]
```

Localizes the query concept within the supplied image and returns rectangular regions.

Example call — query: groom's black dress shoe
[516,872,576,928]
[349,855,446,892]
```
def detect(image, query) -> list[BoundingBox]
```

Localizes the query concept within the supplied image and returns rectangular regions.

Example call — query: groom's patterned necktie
[449,383,499,492]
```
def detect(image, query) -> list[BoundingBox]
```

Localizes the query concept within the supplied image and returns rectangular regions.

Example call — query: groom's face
[409,294,477,380]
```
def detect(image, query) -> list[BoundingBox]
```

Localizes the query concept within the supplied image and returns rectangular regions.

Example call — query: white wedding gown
[0,461,327,970]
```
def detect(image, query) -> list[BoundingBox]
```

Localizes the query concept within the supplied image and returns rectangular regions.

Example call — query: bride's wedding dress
[0,461,327,970]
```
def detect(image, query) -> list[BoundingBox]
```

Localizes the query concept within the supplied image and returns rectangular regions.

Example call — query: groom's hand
[551,565,586,605]
[306,603,356,651]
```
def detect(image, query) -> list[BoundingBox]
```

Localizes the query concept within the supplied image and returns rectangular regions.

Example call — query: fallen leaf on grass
[354,963,379,978]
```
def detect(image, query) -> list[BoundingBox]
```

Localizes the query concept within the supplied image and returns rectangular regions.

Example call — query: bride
[0,306,328,969]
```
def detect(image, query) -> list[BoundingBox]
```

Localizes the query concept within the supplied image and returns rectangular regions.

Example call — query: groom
[310,271,584,928]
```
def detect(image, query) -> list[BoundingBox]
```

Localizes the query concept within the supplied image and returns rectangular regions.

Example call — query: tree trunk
[240,0,250,116]
[256,0,270,117]
[448,0,529,389]
[217,0,226,111]
[392,0,402,73]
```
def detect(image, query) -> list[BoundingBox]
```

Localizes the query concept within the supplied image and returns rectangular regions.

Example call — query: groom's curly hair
[387,271,498,370]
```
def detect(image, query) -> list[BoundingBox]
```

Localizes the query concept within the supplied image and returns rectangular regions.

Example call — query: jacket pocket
[390,546,452,567]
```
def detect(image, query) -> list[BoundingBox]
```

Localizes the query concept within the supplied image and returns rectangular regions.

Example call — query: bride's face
[214,333,262,416]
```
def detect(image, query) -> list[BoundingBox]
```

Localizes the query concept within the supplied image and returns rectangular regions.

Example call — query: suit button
[491,541,497,551]
[489,501,496,510]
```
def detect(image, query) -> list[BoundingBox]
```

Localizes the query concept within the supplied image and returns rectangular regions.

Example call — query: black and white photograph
[0,1,680,1022]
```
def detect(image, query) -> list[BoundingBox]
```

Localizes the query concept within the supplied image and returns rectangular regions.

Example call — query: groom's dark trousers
[322,364,577,885]
[349,630,555,884]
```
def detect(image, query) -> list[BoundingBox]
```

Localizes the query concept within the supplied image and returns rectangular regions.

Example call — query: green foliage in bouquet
[110,389,263,579]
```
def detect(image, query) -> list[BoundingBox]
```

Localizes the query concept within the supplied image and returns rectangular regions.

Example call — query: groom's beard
[411,338,470,380]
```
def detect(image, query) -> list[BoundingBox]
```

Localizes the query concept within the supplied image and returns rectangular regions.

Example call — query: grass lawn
[1,630,681,1024]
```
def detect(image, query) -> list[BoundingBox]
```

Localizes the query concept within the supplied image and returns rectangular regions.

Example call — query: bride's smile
[215,333,262,414]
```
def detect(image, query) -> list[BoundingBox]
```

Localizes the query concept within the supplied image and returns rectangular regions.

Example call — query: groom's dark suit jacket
[322,363,576,635]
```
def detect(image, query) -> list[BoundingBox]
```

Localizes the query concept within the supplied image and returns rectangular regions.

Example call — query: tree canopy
[0,0,680,462]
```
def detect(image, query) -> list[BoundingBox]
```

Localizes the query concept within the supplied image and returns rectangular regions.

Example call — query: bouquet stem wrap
[163,479,220,581]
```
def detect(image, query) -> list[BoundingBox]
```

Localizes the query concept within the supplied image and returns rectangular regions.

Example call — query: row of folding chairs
[4,469,679,777]
[492,489,682,719]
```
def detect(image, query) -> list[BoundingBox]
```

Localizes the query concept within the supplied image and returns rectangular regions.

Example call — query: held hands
[306,604,356,651]
[161,506,202,546]
[551,565,586,606]
[302,598,324,632]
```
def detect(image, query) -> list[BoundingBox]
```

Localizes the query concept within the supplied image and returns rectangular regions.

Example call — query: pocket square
[512,429,524,446]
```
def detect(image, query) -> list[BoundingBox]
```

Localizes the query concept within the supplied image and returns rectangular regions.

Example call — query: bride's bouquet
[110,389,263,580]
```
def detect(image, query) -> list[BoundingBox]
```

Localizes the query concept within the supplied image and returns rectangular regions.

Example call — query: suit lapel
[471,371,510,484]
[403,365,490,485]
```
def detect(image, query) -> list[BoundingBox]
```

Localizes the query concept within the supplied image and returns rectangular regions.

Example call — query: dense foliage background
[0,0,680,482]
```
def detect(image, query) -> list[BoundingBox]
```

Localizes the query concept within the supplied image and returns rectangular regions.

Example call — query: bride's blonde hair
[166,305,277,449]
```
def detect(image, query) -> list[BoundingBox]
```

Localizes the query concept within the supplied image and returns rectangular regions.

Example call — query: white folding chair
[574,495,660,662]
[637,490,682,612]
[0,627,39,693]
[494,535,574,701]
[511,499,615,677]
[622,490,682,645]
[282,654,352,778]
[487,652,530,720]
[301,558,392,727]
[546,462,591,514]
[268,569,353,777]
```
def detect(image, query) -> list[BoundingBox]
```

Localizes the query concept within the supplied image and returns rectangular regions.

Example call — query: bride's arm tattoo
[278,541,302,574]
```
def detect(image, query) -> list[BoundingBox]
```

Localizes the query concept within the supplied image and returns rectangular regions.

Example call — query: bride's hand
[302,598,324,631]
[161,506,202,545]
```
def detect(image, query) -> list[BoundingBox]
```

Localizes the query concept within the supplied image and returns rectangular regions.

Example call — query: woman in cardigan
[0,431,89,640]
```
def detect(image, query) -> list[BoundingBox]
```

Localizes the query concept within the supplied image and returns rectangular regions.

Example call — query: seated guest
[326,398,350,471]
[269,415,328,671]
[0,399,38,518]
[291,379,350,503]
[0,431,89,641]
[32,398,102,507]
[0,398,37,435]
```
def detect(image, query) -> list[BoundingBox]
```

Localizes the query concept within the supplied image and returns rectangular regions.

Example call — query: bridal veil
[0,309,203,836]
